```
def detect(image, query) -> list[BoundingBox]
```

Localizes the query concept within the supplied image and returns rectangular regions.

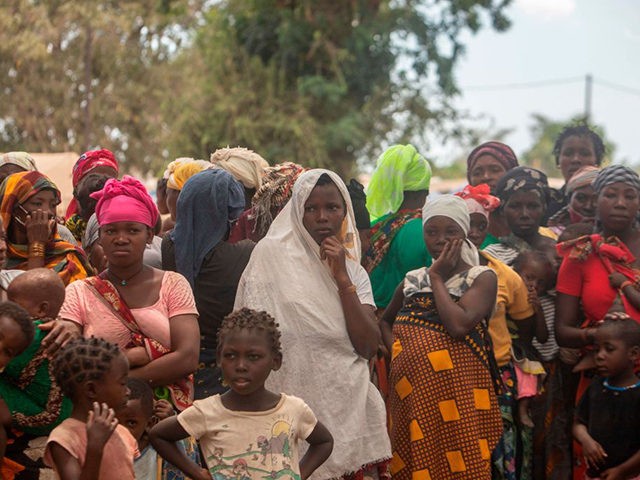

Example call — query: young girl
[573,318,640,480]
[44,337,137,479]
[150,308,333,480]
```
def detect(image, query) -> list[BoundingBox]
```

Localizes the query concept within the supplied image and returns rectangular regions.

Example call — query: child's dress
[177,393,317,478]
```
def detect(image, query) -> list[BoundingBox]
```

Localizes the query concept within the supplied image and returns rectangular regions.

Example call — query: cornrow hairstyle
[127,377,154,418]
[553,124,606,166]
[0,301,35,348]
[217,308,282,356]
[52,336,121,400]
[599,317,640,348]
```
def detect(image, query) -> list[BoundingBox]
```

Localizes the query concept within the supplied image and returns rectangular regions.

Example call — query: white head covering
[235,169,390,477]
[209,147,269,189]
[422,194,479,267]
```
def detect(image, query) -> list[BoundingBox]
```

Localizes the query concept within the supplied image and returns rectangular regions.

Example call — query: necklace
[603,378,640,392]
[107,267,144,287]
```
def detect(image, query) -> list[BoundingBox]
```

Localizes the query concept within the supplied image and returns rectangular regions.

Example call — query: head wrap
[163,157,194,180]
[210,147,269,190]
[495,166,549,207]
[167,160,211,190]
[72,149,118,188]
[466,141,518,183]
[455,183,501,220]
[91,175,159,229]
[0,171,60,230]
[422,195,479,267]
[0,152,37,172]
[82,213,100,251]
[347,179,371,230]
[251,162,307,238]
[566,166,600,196]
[366,144,432,219]
[592,165,640,195]
[171,169,247,287]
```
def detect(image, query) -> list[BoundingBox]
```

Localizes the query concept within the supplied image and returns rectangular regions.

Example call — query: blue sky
[439,0,640,170]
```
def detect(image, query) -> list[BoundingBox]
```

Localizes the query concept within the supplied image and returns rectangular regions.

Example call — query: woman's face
[469,155,507,191]
[98,222,152,267]
[502,190,545,238]
[467,212,488,248]
[302,182,346,245]
[569,185,596,219]
[423,216,465,259]
[558,135,598,182]
[166,188,179,221]
[597,182,640,233]
[22,190,58,218]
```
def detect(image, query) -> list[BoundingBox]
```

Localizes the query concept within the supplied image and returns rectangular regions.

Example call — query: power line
[594,78,640,98]
[462,76,583,91]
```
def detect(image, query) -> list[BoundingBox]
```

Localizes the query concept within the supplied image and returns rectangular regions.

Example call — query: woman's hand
[126,346,151,367]
[429,239,462,282]
[25,209,55,244]
[39,319,81,358]
[320,236,349,284]
[608,272,627,289]
[86,402,118,450]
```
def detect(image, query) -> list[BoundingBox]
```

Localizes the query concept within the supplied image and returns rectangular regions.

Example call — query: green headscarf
[366,144,432,220]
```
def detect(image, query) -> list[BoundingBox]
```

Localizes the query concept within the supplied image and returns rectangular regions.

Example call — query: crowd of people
[0,123,638,480]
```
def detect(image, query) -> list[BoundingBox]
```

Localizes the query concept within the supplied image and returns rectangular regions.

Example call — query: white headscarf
[235,169,390,478]
[422,194,479,267]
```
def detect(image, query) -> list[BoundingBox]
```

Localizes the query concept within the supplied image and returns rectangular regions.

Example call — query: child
[150,308,333,480]
[511,251,555,427]
[44,337,137,479]
[118,377,176,479]
[573,318,640,480]
[0,302,35,461]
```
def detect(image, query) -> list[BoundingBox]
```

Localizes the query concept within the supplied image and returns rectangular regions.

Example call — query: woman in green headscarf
[363,144,432,309]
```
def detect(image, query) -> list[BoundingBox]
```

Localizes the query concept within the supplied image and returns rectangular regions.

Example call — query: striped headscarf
[566,166,600,196]
[366,144,432,219]
[0,152,38,172]
[592,165,640,195]
[466,141,518,183]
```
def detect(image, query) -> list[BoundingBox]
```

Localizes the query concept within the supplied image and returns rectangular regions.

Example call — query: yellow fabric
[167,160,210,190]
[409,419,424,441]
[478,439,491,460]
[539,226,558,240]
[395,376,413,400]
[391,452,406,474]
[412,469,432,480]
[473,389,491,410]
[438,400,461,422]
[445,451,466,473]
[481,251,534,367]
[427,349,454,372]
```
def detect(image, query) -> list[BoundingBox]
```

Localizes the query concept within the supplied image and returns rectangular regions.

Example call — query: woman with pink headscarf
[59,176,200,412]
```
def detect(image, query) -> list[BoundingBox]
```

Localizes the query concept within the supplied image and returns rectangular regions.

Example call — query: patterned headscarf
[592,165,640,195]
[366,144,432,219]
[0,152,38,172]
[495,166,549,207]
[82,213,100,251]
[66,149,118,219]
[422,194,479,266]
[166,160,211,190]
[455,184,501,220]
[466,141,518,183]
[566,166,600,196]
[210,147,269,189]
[0,171,60,230]
[163,157,194,180]
[92,176,159,229]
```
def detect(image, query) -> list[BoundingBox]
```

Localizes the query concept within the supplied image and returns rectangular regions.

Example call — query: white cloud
[516,0,576,19]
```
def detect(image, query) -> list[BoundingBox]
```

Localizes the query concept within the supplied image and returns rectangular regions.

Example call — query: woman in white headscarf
[380,195,502,480]
[235,169,391,480]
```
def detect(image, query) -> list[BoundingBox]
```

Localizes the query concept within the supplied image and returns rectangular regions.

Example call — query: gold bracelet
[339,284,357,296]
[28,241,46,258]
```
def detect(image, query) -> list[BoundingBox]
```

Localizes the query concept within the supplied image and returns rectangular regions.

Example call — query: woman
[59,175,200,411]
[364,144,432,309]
[164,159,211,222]
[0,152,37,185]
[466,141,519,247]
[162,168,255,399]
[0,171,91,285]
[210,146,269,209]
[380,195,502,479]
[548,165,599,236]
[235,169,391,480]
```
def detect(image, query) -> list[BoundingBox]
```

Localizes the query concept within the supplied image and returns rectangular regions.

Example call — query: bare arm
[555,293,594,348]
[299,421,333,480]
[149,416,211,480]
[573,421,607,471]
[129,313,200,387]
[379,283,404,354]
[527,290,549,343]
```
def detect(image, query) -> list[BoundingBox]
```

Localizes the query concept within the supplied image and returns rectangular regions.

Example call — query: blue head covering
[171,168,246,286]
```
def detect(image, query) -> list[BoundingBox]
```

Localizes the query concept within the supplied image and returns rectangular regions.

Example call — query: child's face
[0,315,30,369]
[517,260,549,297]
[558,135,597,182]
[218,329,282,397]
[117,398,150,442]
[94,353,130,410]
[7,291,44,319]
[595,327,639,380]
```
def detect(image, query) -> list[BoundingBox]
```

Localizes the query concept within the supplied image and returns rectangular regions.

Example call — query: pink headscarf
[455,183,501,220]
[91,175,159,228]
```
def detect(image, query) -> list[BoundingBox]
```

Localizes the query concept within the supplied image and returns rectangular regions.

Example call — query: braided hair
[52,336,122,400]
[553,124,606,166]
[217,308,282,356]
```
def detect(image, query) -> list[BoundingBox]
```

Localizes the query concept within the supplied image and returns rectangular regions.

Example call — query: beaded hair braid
[218,308,282,356]
[52,336,121,399]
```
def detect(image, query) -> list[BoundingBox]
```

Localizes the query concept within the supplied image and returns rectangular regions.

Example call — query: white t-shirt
[178,394,317,478]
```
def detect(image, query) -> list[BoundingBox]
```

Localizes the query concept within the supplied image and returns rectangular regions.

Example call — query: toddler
[150,308,333,480]
[44,337,137,479]
[573,318,640,480]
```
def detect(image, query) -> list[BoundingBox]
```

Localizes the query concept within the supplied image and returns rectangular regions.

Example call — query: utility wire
[462,76,583,91]
[594,78,640,98]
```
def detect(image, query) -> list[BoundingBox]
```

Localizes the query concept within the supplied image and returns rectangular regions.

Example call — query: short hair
[0,301,34,349]
[217,308,282,356]
[52,337,121,400]
[512,250,554,279]
[7,268,66,317]
[553,124,606,166]
[127,377,154,418]
[599,318,640,348]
